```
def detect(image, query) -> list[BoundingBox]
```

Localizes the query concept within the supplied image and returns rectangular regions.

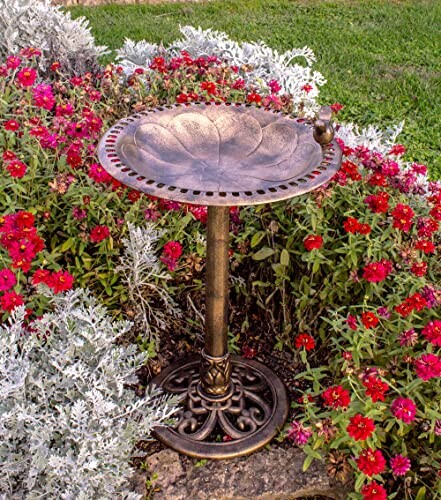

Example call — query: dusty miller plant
[0,289,178,499]
[117,223,182,343]
[0,0,108,74]
[117,25,325,116]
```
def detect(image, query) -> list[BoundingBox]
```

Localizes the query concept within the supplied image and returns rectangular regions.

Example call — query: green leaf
[280,248,290,266]
[302,454,314,472]
[252,247,274,261]
[415,487,426,500]
[250,231,266,248]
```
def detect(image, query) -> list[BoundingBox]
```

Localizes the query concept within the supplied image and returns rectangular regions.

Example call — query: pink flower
[287,420,312,446]
[415,353,441,381]
[391,397,417,423]
[399,328,418,347]
[72,207,87,221]
[88,163,112,184]
[390,454,411,476]
[268,79,281,93]
[346,314,358,330]
[32,84,55,110]
[6,55,21,69]
[16,67,37,87]
[0,269,17,291]
[421,320,441,346]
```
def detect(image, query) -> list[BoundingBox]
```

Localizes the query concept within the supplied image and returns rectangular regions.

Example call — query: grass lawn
[69,0,441,177]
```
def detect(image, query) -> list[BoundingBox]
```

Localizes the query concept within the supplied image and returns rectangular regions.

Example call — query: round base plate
[151,354,289,459]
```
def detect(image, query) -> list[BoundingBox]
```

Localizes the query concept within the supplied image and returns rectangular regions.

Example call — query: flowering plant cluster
[242,135,441,497]
[1,21,441,497]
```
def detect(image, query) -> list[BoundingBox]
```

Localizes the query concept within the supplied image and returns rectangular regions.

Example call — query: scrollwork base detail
[151,354,289,459]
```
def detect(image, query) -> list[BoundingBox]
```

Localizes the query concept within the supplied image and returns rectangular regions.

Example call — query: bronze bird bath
[98,102,341,459]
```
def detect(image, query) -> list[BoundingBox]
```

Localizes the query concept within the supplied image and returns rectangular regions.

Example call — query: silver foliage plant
[117,223,182,342]
[0,0,108,74]
[116,25,325,116]
[0,289,178,499]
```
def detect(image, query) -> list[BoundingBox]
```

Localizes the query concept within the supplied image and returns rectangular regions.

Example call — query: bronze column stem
[199,205,232,398]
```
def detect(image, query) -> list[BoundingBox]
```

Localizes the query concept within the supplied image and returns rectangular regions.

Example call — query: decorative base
[151,354,289,459]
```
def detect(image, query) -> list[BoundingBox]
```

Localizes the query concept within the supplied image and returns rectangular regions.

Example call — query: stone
[145,446,347,499]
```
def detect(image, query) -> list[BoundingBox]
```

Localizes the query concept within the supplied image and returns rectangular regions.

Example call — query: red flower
[362,261,392,283]
[356,448,386,476]
[295,333,315,351]
[246,92,262,104]
[361,311,379,329]
[330,102,344,113]
[47,270,74,293]
[127,190,141,203]
[390,397,417,423]
[422,320,441,346]
[200,81,217,95]
[6,159,27,178]
[388,144,406,156]
[358,223,372,235]
[32,269,52,286]
[363,376,388,402]
[4,119,20,131]
[347,314,358,330]
[303,235,323,251]
[341,161,362,181]
[368,172,387,187]
[410,261,427,277]
[415,353,441,381]
[0,269,16,291]
[89,225,110,243]
[361,481,387,500]
[415,240,435,254]
[391,203,414,232]
[343,217,361,234]
[417,217,439,238]
[347,414,375,441]
[3,150,17,161]
[16,67,37,87]
[0,290,24,312]
[322,385,351,409]
[364,192,389,213]
[302,84,313,93]
[394,292,428,317]
[163,241,183,260]
[430,205,441,221]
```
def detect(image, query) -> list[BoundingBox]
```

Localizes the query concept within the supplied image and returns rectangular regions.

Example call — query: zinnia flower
[356,448,386,476]
[16,67,37,86]
[0,290,24,312]
[286,420,312,446]
[303,235,323,251]
[390,397,417,423]
[361,311,379,329]
[414,353,441,381]
[163,241,183,260]
[295,333,315,351]
[361,481,387,500]
[391,203,414,232]
[390,454,411,476]
[347,414,375,441]
[363,260,392,283]
[89,225,110,243]
[322,385,351,409]
[363,376,388,402]
[421,320,441,346]
[0,269,16,291]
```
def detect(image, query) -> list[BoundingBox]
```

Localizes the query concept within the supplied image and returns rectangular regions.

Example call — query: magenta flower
[287,420,312,446]
[399,328,418,347]
[0,269,17,292]
[346,314,358,330]
[415,353,441,381]
[391,397,417,423]
[390,454,411,476]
